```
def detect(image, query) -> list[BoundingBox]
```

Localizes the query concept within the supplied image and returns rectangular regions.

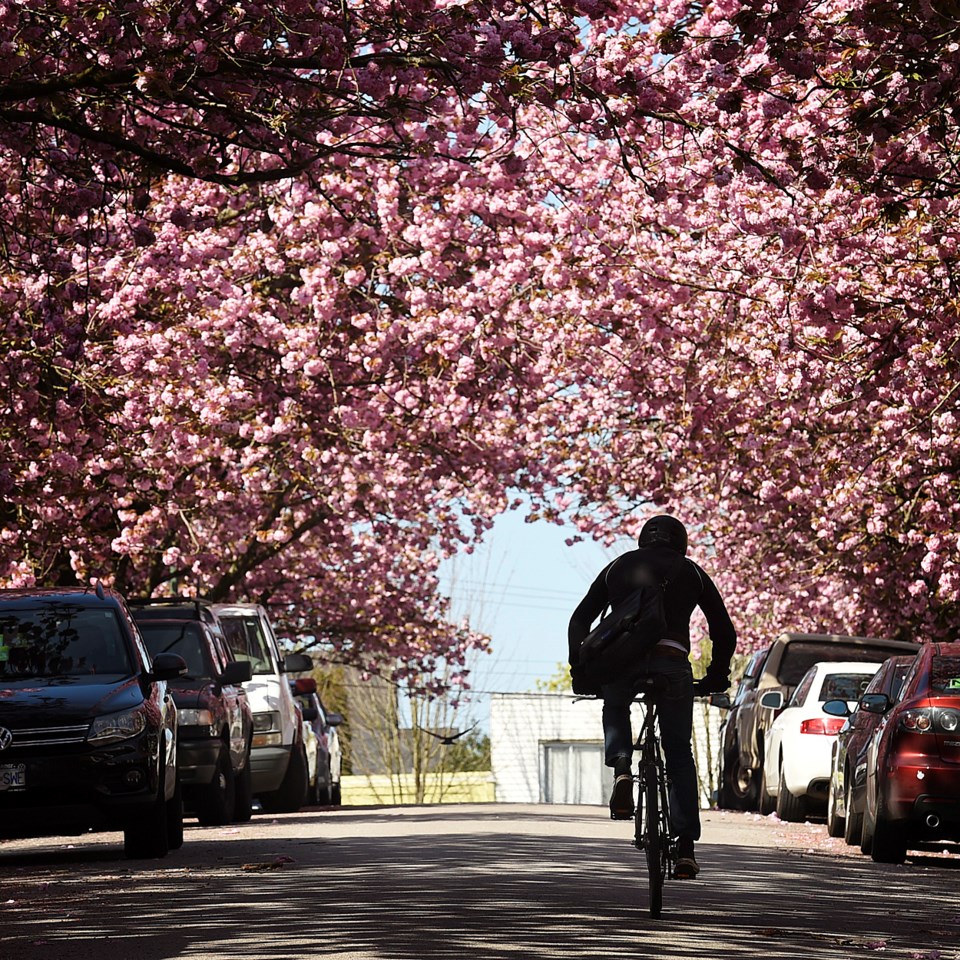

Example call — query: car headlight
[252,710,282,747]
[87,708,147,745]
[178,708,217,735]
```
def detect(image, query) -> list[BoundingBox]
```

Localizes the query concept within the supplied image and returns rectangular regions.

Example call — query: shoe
[675,837,700,879]
[609,774,635,820]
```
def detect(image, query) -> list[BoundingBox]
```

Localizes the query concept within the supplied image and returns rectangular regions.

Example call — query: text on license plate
[0,763,26,791]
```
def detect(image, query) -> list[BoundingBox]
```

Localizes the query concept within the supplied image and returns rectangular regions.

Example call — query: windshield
[817,672,875,702]
[930,657,960,694]
[138,622,211,679]
[0,603,133,678]
[219,615,274,675]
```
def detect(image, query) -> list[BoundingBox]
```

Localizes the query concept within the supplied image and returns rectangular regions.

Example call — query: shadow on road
[1,810,958,959]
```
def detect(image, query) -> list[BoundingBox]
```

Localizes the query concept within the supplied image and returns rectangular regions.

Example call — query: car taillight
[800,718,846,735]
[899,708,960,732]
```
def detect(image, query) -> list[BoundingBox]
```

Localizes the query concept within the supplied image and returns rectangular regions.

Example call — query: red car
[860,641,960,863]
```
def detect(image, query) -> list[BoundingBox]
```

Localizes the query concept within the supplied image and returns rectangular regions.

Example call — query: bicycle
[580,679,729,919]
[631,675,673,919]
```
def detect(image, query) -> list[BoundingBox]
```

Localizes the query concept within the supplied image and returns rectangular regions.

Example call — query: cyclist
[568,514,736,878]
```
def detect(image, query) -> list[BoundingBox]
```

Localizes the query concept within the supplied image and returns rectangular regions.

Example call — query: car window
[929,656,960,694]
[220,615,274,675]
[789,667,817,706]
[209,632,232,674]
[818,672,875,702]
[888,662,913,701]
[777,642,905,686]
[138,622,212,678]
[0,604,133,678]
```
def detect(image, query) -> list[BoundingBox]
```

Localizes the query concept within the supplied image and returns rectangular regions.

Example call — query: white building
[490,692,723,806]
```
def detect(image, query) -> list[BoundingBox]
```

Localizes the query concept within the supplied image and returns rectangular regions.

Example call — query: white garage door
[541,741,606,804]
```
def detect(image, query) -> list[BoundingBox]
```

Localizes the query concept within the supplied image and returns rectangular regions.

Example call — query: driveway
[0,805,957,959]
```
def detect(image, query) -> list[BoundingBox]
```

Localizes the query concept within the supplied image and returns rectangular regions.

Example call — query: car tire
[233,747,254,822]
[860,793,875,855]
[843,772,863,847]
[826,776,844,838]
[870,802,908,864]
[260,745,308,814]
[124,765,170,859]
[196,747,236,827]
[758,763,776,816]
[315,757,332,806]
[719,741,758,811]
[167,772,185,851]
[776,765,806,823]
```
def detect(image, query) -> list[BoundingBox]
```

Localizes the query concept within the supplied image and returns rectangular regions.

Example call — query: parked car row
[292,676,343,806]
[717,631,922,810]
[719,635,960,864]
[0,585,328,860]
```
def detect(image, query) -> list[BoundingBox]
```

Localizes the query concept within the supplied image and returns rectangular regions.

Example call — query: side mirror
[759,690,785,710]
[709,693,732,710]
[221,660,252,685]
[149,653,188,682]
[326,711,344,727]
[859,693,891,715]
[822,698,851,718]
[301,706,319,722]
[283,652,313,673]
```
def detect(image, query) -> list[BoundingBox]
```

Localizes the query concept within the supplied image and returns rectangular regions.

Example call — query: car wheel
[196,747,236,827]
[124,765,170,859]
[870,803,908,864]
[775,765,806,823]
[720,741,758,811]
[860,792,875,855]
[758,762,776,816]
[826,775,844,838]
[233,746,254,822]
[167,772,185,851]
[315,757,332,805]
[260,745,308,814]
[843,772,863,847]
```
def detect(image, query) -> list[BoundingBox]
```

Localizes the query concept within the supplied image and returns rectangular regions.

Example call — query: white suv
[211,603,313,813]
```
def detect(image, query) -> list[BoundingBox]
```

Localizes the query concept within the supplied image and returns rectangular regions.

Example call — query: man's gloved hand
[693,671,730,696]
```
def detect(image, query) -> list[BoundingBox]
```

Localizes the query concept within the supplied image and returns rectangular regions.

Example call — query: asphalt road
[0,804,958,960]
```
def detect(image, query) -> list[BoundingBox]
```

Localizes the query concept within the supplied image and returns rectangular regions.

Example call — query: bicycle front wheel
[642,764,664,918]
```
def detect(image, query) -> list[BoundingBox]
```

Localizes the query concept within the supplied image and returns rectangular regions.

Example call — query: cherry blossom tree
[3,0,959,677]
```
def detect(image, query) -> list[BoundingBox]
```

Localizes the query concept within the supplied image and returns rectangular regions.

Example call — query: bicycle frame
[632,691,675,919]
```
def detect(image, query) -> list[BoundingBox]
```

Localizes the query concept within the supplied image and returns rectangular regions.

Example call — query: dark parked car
[717,632,922,810]
[823,655,915,843]
[839,641,960,863]
[0,587,185,858]
[130,602,254,825]
[291,677,343,806]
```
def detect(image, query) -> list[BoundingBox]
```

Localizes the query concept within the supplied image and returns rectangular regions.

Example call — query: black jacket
[568,546,737,679]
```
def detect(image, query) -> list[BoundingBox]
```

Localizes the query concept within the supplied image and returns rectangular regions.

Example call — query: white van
[211,603,313,813]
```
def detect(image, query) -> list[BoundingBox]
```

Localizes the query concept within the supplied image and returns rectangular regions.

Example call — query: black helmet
[638,515,688,555]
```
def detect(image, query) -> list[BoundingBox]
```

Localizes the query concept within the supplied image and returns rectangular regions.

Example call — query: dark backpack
[576,567,669,689]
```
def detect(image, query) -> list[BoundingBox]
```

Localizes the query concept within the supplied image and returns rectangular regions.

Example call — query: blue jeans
[601,655,700,841]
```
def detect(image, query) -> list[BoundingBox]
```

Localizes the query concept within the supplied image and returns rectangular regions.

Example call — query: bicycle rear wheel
[642,763,664,918]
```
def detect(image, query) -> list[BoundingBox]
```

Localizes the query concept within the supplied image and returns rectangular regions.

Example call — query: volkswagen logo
[0,727,11,751]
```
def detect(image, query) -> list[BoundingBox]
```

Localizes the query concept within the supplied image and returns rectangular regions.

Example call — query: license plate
[0,763,26,791]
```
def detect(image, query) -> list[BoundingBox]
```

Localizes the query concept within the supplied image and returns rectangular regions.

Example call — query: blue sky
[438,509,637,728]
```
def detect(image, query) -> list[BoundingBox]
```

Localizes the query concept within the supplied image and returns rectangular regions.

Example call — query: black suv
[0,587,186,858]
[717,632,921,810]
[129,600,254,825]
